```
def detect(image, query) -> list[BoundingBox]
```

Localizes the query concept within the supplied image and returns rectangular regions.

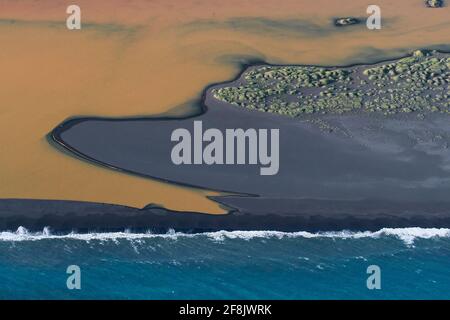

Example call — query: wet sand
[1,0,449,213]
[3,198,450,232]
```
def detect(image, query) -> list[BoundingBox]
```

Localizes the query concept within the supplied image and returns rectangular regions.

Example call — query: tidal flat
[35,50,450,231]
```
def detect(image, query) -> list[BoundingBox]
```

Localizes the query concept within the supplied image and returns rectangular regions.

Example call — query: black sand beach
[3,51,450,233]
[2,199,450,233]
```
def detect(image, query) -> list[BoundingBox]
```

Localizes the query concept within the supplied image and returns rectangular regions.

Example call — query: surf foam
[1,227,449,245]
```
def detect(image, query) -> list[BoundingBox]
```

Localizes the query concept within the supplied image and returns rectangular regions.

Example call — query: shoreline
[2,198,450,233]
[36,47,450,231]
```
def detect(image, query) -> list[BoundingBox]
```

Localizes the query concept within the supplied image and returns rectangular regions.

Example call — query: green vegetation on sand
[211,50,449,118]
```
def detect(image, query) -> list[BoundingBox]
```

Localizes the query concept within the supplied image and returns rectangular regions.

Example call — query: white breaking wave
[0,226,450,245]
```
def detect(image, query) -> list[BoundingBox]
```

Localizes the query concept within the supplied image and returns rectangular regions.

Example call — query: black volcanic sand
[13,54,447,232]
[52,102,450,203]
[2,199,450,233]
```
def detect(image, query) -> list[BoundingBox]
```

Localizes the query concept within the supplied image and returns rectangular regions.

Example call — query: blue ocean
[1,227,450,299]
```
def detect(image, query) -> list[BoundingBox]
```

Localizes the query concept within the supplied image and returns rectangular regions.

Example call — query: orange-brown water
[0,0,449,213]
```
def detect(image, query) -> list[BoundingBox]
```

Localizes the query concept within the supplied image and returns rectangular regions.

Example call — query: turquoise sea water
[1,227,450,299]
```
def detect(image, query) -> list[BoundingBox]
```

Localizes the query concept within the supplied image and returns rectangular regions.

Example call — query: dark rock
[334,17,360,27]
